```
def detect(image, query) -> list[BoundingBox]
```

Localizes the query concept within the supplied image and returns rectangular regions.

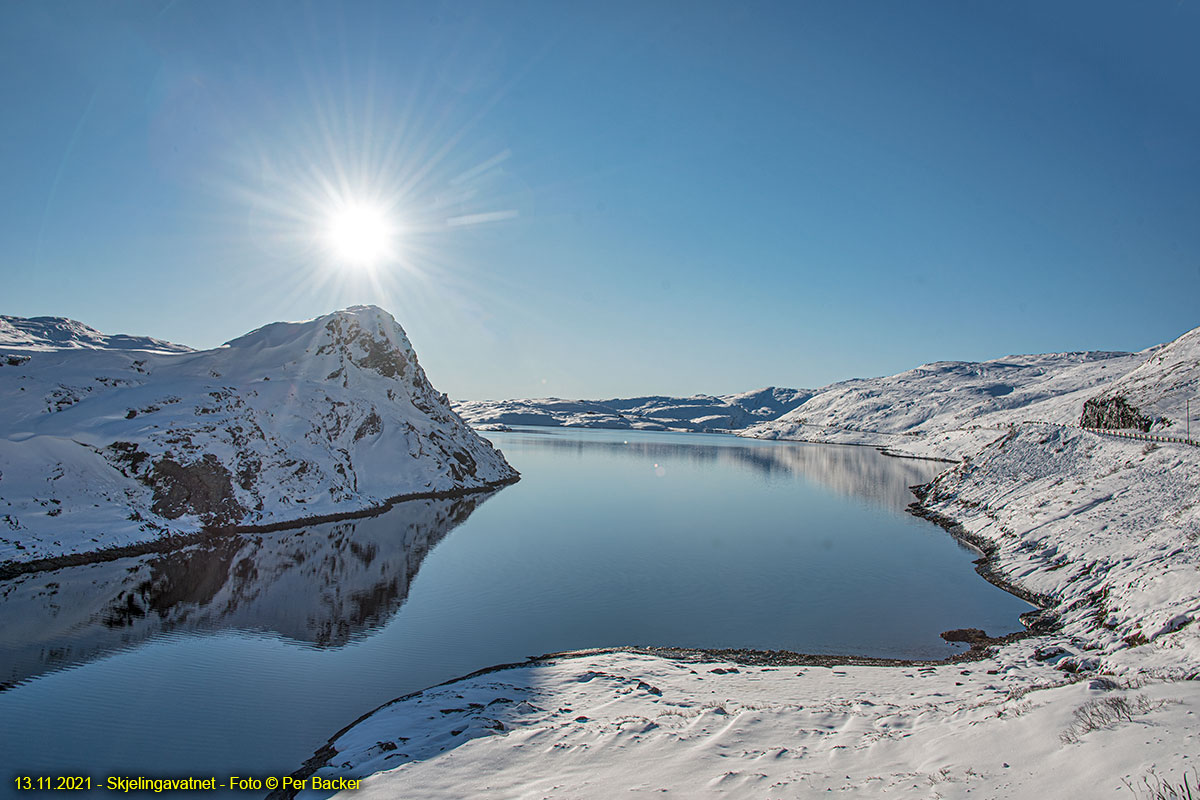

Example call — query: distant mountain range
[454,387,812,432]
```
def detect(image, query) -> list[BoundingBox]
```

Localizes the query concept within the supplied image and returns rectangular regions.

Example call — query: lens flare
[325,203,393,268]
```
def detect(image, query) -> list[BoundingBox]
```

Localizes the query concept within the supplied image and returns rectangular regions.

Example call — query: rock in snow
[0,306,517,565]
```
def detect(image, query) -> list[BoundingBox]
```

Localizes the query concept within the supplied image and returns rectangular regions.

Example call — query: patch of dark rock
[941,628,991,645]
[107,441,152,476]
[353,411,383,442]
[236,459,261,492]
[317,317,410,379]
[447,449,478,481]
[1080,395,1155,432]
[149,454,247,527]
[1034,646,1069,662]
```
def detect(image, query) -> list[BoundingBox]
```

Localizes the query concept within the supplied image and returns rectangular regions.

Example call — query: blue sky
[2,1,1198,400]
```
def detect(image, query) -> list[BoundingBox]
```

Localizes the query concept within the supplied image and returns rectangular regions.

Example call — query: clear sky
[3,1,1198,400]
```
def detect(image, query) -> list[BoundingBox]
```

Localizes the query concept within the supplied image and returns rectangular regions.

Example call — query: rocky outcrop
[148,455,247,527]
[1079,395,1154,432]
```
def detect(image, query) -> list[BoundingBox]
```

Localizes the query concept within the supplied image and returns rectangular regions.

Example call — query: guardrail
[760,419,1199,448]
[1009,420,1197,446]
[1079,426,1199,447]
[963,419,1198,447]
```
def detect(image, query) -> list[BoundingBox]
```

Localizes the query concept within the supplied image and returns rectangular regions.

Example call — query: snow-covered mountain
[0,306,517,565]
[745,326,1199,458]
[454,387,810,432]
[743,350,1147,457]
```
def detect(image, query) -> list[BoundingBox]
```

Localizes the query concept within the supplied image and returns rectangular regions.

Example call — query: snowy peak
[310,306,421,381]
[0,315,193,353]
[218,306,426,387]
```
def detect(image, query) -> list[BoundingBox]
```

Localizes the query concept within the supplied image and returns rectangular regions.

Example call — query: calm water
[0,428,1030,795]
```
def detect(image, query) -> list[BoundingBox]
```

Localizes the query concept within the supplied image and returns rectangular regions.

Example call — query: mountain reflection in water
[495,429,940,511]
[0,492,494,688]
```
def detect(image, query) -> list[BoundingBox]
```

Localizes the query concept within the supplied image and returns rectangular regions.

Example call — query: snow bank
[291,647,1198,799]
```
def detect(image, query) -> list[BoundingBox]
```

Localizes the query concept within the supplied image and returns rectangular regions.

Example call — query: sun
[324,203,394,267]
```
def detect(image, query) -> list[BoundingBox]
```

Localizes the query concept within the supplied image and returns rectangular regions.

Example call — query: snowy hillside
[0,306,517,565]
[454,387,810,432]
[744,348,1171,458]
[1078,325,1200,433]
[745,326,1200,457]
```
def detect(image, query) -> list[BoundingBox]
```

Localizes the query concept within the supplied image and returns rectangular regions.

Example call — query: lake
[0,428,1031,795]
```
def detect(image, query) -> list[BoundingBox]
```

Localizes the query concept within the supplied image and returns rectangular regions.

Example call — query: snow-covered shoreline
[0,476,516,580]
[281,423,1200,799]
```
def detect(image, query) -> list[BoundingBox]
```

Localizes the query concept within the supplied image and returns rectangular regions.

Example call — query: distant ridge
[0,315,194,353]
[454,387,812,433]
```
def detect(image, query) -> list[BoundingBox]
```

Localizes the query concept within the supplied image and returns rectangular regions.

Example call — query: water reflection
[0,493,494,689]
[496,429,942,510]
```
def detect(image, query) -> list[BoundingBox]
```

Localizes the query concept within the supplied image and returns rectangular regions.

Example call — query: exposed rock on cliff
[1079,395,1154,432]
